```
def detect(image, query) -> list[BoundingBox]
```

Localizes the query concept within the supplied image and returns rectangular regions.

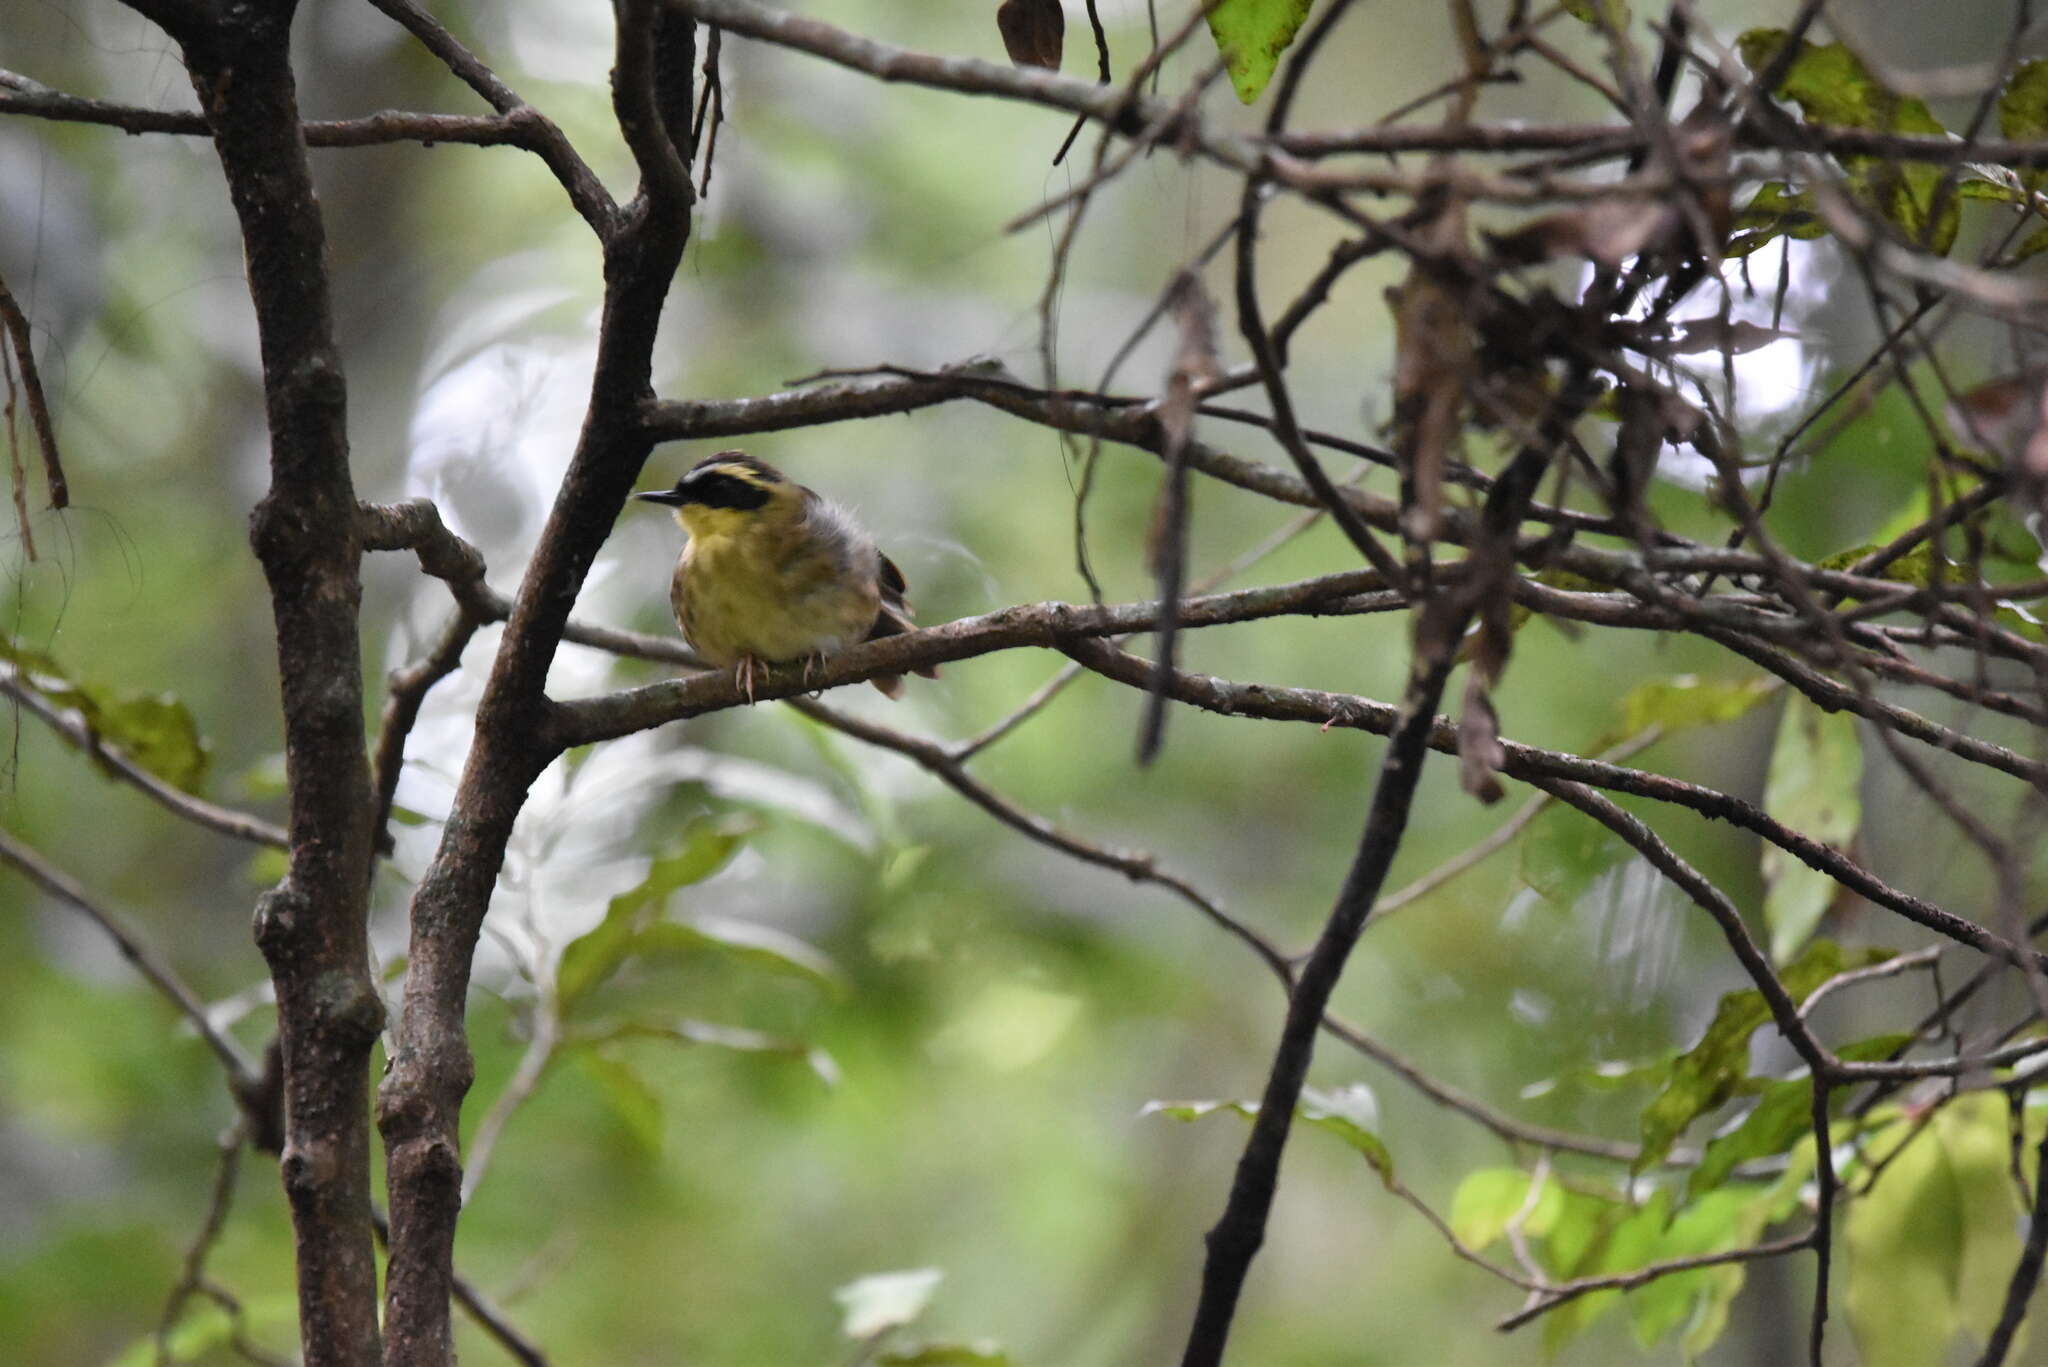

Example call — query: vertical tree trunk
[179,7,384,1363]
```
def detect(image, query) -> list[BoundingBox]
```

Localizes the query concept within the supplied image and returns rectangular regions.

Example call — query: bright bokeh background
[3,2,2044,1363]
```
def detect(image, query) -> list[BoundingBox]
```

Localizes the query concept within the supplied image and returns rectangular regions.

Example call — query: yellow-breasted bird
[632,451,936,699]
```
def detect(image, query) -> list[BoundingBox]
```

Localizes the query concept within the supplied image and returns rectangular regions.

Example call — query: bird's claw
[735,655,760,704]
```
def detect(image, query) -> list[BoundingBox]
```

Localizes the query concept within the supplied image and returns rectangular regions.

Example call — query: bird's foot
[734,654,762,704]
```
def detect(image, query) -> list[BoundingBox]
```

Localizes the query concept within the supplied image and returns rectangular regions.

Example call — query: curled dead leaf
[1951,371,2048,520]
[1490,200,1681,271]
[998,0,1065,71]
[1457,674,1507,805]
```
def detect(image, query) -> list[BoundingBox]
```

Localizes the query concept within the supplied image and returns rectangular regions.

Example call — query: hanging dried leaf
[997,0,1065,71]
[1947,371,2048,460]
[1945,370,2048,518]
[1147,272,1221,575]
[1673,104,1735,249]
[1457,674,1506,804]
[1139,271,1222,765]
[1391,208,1474,546]
[1490,200,1680,270]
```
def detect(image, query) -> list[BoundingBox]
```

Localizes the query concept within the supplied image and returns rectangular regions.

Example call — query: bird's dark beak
[633,488,688,506]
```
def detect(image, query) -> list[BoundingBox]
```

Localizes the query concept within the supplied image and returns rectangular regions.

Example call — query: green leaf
[1143,1085,1393,1181]
[1205,0,1313,104]
[1761,698,1863,962]
[568,1012,839,1084]
[2013,222,2048,263]
[879,1345,1011,1367]
[1727,181,1826,258]
[1955,170,2028,204]
[1844,1116,1965,1367]
[1299,1084,1393,1181]
[1616,675,1775,737]
[1519,803,1629,909]
[1999,59,2048,146]
[1563,0,1630,26]
[1942,1095,2027,1344]
[836,1267,944,1339]
[1813,542,1934,585]
[1737,30,1957,252]
[1449,1168,1567,1249]
[1837,1097,2033,1364]
[1623,1189,1752,1352]
[579,1053,664,1157]
[1636,940,1882,1171]
[645,914,841,991]
[555,818,754,1011]
[1,640,211,793]
[1688,1034,1908,1199]
[1738,31,1944,133]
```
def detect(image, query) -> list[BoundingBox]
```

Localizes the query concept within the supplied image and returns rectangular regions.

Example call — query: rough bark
[175,4,384,1363]
[375,9,697,1361]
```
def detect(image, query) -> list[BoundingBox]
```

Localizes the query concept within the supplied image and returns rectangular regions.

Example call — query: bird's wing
[877,551,912,617]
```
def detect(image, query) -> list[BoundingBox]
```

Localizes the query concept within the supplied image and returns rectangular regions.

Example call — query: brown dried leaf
[1458,674,1507,805]
[1148,271,1220,574]
[1674,103,1735,248]
[1947,371,2048,461]
[998,0,1065,70]
[1491,200,1681,271]
[1391,272,1472,543]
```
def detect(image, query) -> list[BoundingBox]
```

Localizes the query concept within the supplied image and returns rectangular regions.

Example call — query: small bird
[632,451,935,699]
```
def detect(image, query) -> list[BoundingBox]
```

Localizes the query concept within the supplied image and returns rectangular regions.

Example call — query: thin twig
[0,830,262,1094]
[0,669,289,849]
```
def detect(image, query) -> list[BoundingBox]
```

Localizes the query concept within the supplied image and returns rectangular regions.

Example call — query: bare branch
[0,832,262,1097]
[0,668,288,849]
[0,266,64,514]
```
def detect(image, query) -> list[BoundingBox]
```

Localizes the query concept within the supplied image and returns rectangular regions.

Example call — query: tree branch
[168,6,386,1359]
[375,5,698,1357]
[1,668,289,849]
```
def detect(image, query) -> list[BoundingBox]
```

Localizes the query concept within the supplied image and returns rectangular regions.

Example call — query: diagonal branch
[0,831,263,1098]
[2,668,289,849]
[375,6,700,1359]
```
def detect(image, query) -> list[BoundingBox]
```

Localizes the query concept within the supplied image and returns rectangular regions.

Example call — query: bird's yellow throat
[675,504,757,541]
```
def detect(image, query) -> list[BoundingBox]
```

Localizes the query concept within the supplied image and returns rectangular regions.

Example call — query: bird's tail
[864,603,937,698]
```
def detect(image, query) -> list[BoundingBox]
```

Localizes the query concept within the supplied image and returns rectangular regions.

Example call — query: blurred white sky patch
[407,272,597,555]
[1612,239,1837,492]
[501,0,616,85]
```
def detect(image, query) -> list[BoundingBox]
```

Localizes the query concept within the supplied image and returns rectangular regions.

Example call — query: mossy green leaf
[1688,1034,1908,1199]
[1728,181,1826,258]
[1636,940,1884,1171]
[1999,59,2048,141]
[1737,30,1956,251]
